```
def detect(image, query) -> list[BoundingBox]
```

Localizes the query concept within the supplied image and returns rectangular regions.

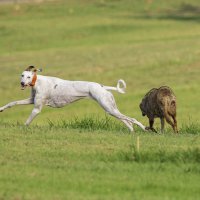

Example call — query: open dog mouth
[21,85,26,90]
[21,83,27,90]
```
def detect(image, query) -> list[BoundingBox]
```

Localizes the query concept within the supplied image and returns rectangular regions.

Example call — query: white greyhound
[0,66,146,132]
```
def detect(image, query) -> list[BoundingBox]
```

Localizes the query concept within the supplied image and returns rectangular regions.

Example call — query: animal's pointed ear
[37,68,42,72]
[25,66,35,71]
[33,68,42,73]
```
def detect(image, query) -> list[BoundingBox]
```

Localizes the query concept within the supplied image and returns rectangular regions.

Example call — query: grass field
[0,0,200,199]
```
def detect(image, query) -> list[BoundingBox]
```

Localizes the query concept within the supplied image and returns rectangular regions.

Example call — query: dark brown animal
[139,86,178,133]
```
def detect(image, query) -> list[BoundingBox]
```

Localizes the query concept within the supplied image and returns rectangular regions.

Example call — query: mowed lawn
[0,124,200,200]
[0,0,200,199]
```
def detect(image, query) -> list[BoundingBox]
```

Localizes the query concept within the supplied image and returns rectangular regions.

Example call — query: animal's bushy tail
[103,79,126,94]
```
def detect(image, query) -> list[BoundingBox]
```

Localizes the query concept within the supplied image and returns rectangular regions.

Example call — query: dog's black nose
[21,82,25,86]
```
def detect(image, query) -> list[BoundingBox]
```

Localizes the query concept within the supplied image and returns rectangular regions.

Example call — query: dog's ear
[25,66,35,71]
[25,66,42,73]
[33,68,42,73]
[37,68,42,72]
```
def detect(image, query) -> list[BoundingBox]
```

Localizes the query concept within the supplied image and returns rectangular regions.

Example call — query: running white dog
[0,66,146,132]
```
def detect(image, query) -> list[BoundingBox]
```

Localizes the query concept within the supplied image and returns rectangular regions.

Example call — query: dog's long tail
[103,79,126,94]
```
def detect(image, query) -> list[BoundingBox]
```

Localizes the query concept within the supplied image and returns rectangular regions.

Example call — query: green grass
[0,0,200,199]
[0,118,200,200]
[0,0,199,124]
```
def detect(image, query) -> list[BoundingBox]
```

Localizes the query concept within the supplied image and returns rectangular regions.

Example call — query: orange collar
[30,73,37,87]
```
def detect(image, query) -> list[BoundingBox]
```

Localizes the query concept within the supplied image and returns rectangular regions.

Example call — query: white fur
[0,71,146,131]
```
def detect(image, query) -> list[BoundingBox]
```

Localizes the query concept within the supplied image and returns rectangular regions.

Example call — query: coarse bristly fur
[139,86,178,133]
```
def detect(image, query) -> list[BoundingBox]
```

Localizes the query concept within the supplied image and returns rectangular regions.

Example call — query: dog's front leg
[25,104,43,126]
[25,96,44,125]
[0,98,34,112]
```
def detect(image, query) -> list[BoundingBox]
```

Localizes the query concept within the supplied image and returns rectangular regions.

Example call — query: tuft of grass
[1,116,200,135]
[47,115,129,133]
[180,122,200,134]
[47,115,200,135]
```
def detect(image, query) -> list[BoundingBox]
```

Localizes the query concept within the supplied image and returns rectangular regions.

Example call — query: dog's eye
[21,75,24,77]
[27,76,31,79]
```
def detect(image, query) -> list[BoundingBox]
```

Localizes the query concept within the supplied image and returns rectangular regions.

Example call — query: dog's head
[21,66,42,90]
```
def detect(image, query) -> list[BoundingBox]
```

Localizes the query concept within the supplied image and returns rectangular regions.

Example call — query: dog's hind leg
[91,90,145,131]
[109,109,146,131]
[121,119,134,132]
[102,102,134,131]
[128,117,146,131]
[107,109,134,132]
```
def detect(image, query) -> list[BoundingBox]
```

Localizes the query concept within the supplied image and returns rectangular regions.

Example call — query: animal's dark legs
[149,118,157,133]
[172,115,178,133]
[164,113,176,133]
[160,117,165,133]
[145,118,157,133]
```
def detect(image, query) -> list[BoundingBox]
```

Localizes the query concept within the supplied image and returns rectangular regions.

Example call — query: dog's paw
[0,108,4,112]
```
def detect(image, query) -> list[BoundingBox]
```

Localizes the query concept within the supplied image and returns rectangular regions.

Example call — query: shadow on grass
[107,146,200,165]
[128,147,200,164]
[131,3,200,22]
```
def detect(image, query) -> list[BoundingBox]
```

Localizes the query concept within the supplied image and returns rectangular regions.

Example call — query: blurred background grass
[0,0,199,127]
[0,1,200,199]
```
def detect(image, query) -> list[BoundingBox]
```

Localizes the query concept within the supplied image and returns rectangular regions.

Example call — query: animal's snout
[21,82,25,86]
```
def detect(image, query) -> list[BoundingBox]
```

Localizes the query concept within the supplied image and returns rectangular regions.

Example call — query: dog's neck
[30,73,37,87]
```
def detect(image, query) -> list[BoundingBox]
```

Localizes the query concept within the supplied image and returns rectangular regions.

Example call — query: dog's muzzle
[21,82,26,90]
